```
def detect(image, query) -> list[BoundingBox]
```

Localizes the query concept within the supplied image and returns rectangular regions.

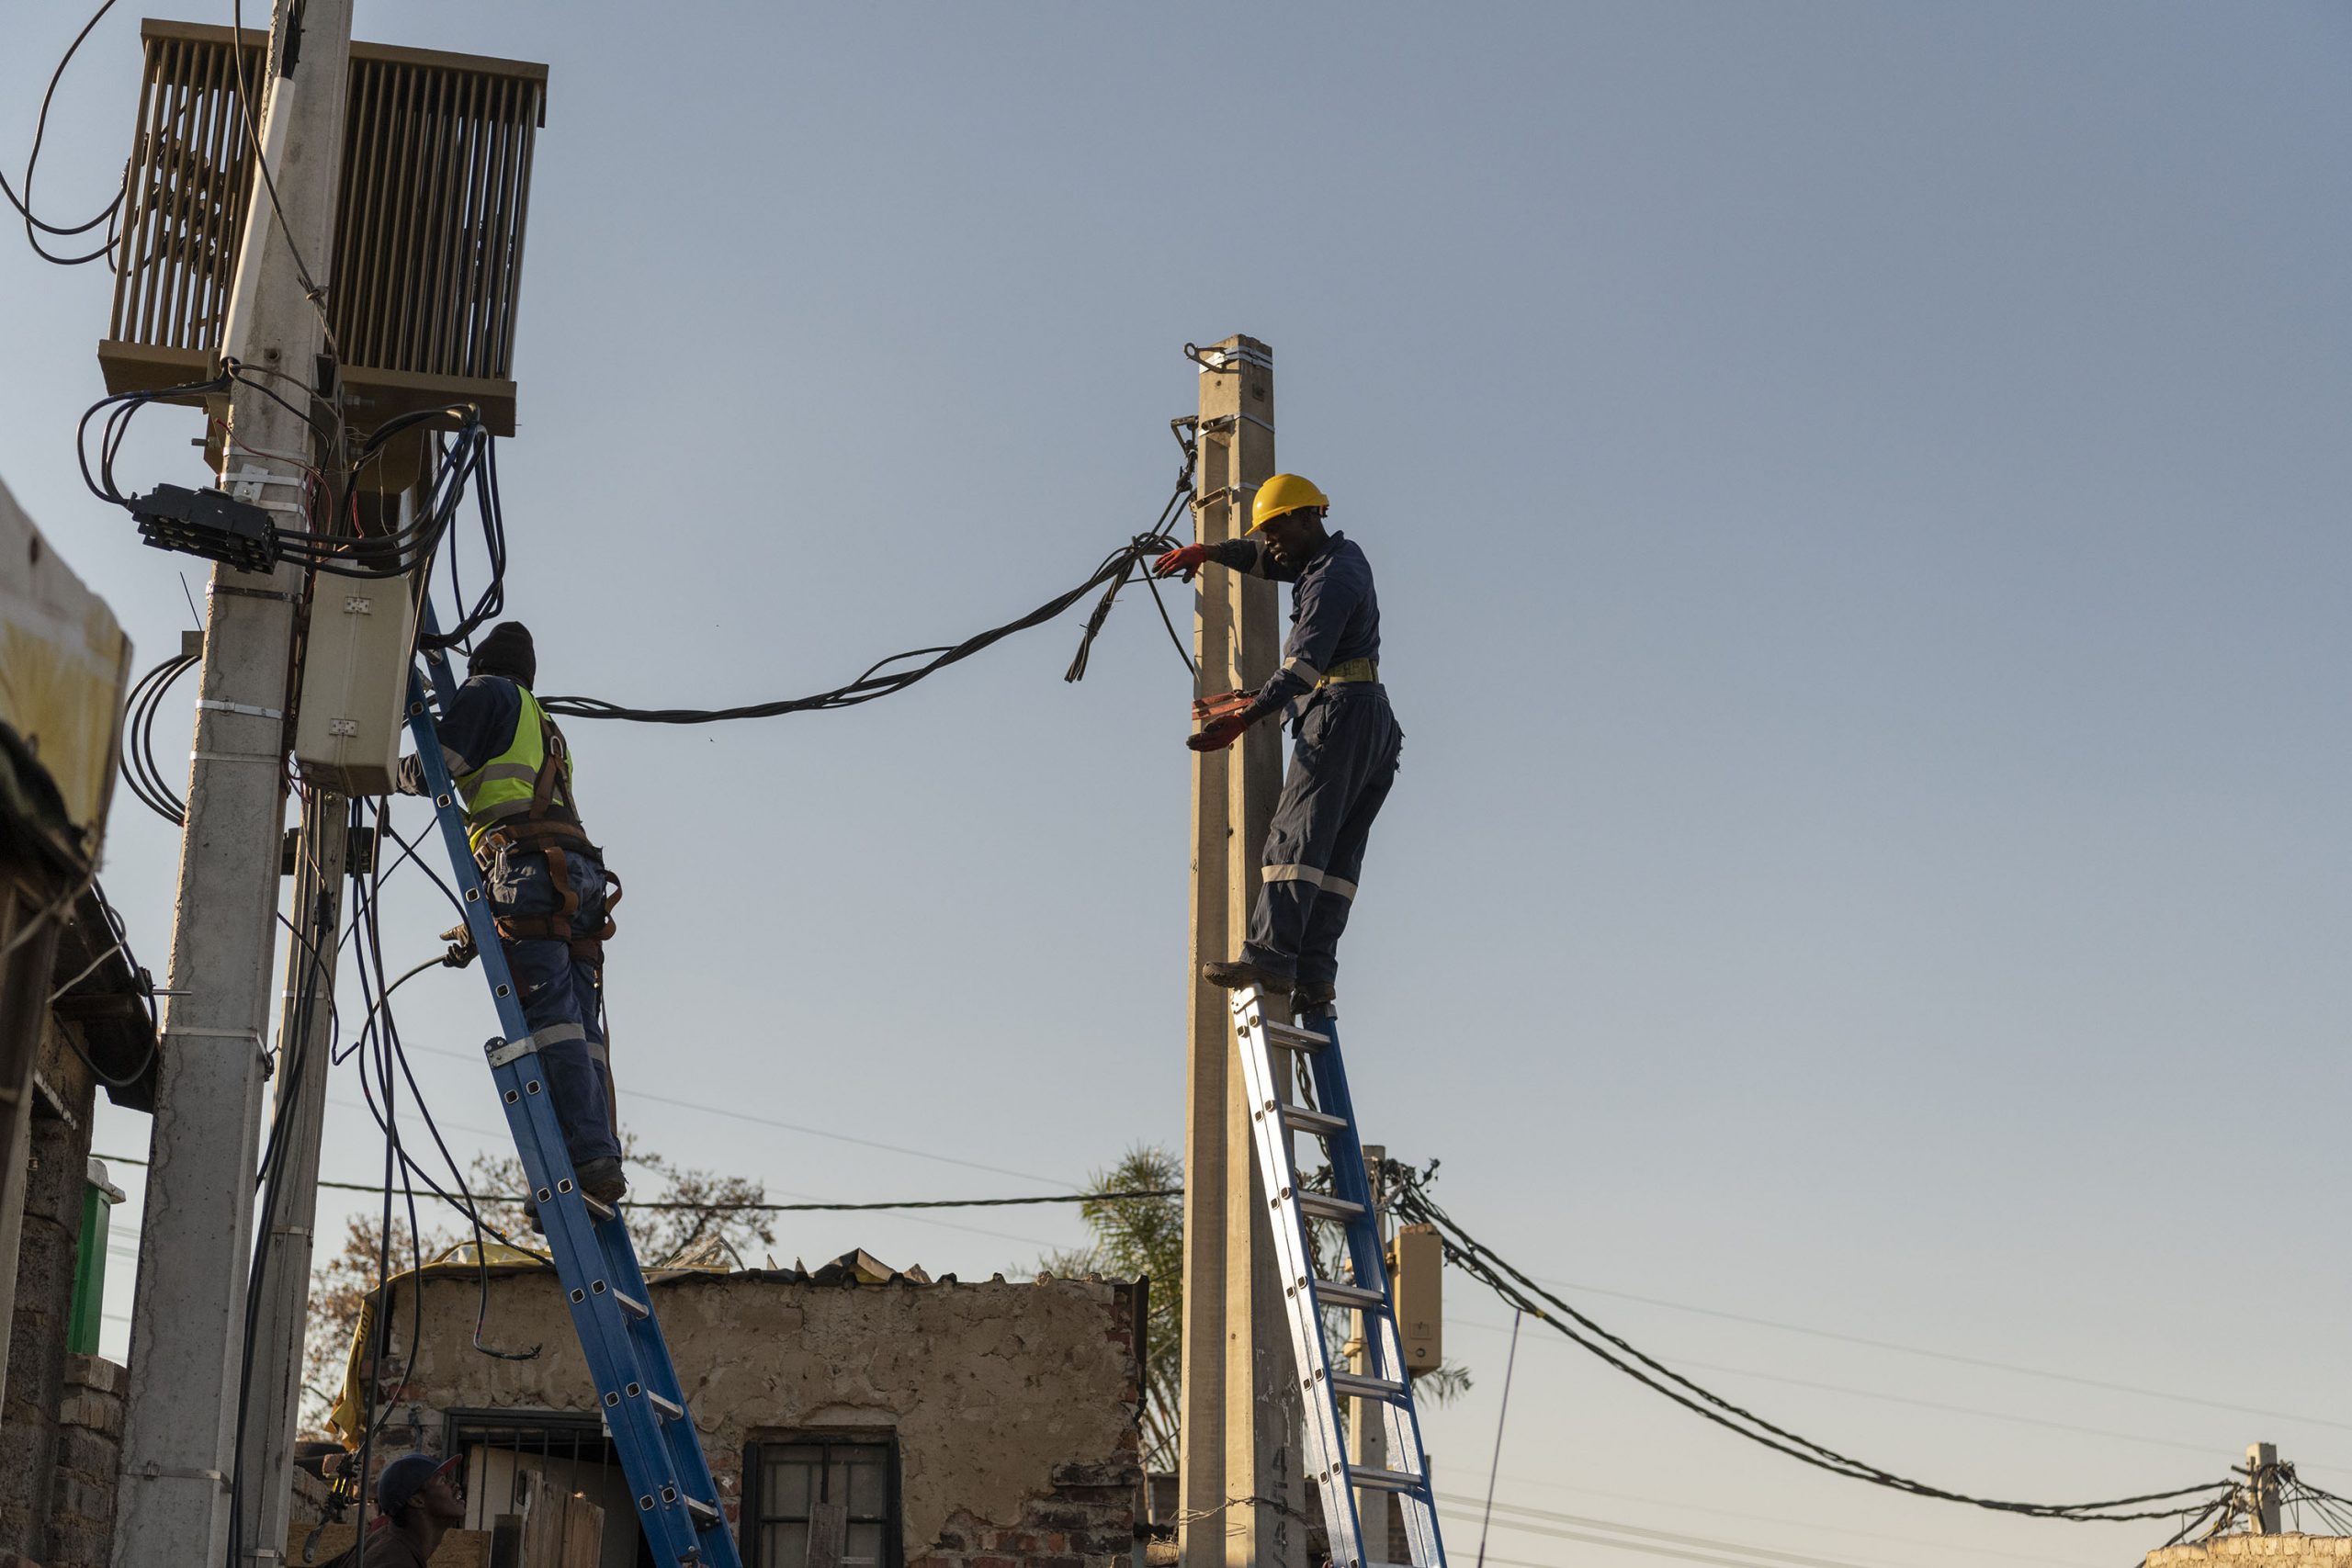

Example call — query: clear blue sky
[5,4,2347,1564]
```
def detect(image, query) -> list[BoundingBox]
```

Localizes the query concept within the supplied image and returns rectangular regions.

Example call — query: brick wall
[0,1022,106,1568]
[919,1460,1139,1567]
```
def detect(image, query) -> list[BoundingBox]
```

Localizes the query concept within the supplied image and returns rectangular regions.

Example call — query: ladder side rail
[404,646,719,1566]
[595,1211,737,1533]
[1303,1018,1448,1568]
[1233,997,1371,1568]
[1369,1313,1444,1567]
[1302,1026,1404,1382]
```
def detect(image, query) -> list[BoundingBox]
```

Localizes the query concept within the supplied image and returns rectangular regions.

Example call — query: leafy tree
[1040,1146,1473,1472]
[459,1138,777,1267]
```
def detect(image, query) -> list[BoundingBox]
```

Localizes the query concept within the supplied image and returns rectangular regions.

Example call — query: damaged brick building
[322,1250,1148,1568]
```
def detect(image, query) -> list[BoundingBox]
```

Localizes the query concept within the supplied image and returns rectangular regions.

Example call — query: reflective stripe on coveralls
[452,688,573,852]
[1262,863,1360,901]
[1238,686,1403,987]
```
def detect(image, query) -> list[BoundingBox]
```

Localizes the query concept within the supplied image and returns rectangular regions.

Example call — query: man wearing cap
[1154,474,1402,1013]
[397,621,625,1204]
[360,1451,466,1565]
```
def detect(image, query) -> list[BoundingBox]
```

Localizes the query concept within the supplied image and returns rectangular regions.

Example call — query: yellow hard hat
[1250,473,1329,533]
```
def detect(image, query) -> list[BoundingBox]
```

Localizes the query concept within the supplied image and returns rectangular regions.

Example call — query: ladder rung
[648,1390,684,1421]
[1330,1371,1408,1403]
[684,1495,722,1530]
[1299,1192,1366,1223]
[582,1192,617,1223]
[1347,1467,1428,1495]
[1260,1020,1331,1052]
[1279,1104,1348,1138]
[612,1289,650,1321]
[1313,1279,1386,1312]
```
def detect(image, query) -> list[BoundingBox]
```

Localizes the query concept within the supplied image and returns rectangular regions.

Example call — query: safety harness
[1317,657,1379,687]
[460,703,622,961]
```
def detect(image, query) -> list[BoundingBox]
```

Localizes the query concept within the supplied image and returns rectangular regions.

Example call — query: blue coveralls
[398,677,622,1168]
[1205,531,1403,988]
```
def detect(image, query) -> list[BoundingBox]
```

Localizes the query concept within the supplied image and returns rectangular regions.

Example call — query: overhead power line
[394,1038,1080,1190]
[92,1151,1173,1213]
[1434,1500,1886,1568]
[1481,1471,2111,1568]
[1445,1312,2319,1464]
[1513,1265,2352,1439]
[1390,1169,2234,1526]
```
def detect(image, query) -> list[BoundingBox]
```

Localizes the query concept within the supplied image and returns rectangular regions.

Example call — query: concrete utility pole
[1178,334,1305,1568]
[2247,1442,2281,1535]
[237,785,354,1566]
[115,5,354,1564]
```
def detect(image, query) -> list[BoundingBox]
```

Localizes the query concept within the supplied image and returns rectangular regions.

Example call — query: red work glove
[1188,712,1253,751]
[1154,543,1212,580]
[1192,688,1254,726]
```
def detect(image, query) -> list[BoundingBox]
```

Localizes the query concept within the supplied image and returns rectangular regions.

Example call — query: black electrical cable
[1065,418,1199,682]
[3,0,130,266]
[225,879,334,1568]
[345,820,430,1483]
[340,804,536,1377]
[119,648,198,825]
[45,881,160,1091]
[79,376,233,504]
[535,415,1200,723]
[1388,1169,2233,1525]
[380,1020,541,1361]
[366,814,467,925]
[543,534,1192,724]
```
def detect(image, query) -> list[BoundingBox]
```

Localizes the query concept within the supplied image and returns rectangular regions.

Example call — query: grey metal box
[293,578,413,795]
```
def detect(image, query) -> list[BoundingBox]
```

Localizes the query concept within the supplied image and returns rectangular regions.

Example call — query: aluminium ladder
[1232,987,1448,1568]
[402,635,741,1568]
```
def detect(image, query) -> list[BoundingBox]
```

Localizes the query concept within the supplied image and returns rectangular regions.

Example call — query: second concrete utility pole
[1178,334,1306,1568]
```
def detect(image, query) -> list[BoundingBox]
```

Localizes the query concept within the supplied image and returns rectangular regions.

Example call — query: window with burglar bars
[742,1437,899,1568]
[443,1409,651,1567]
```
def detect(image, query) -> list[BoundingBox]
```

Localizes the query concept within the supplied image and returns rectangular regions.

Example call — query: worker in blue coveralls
[395,621,625,1206]
[1154,474,1401,1014]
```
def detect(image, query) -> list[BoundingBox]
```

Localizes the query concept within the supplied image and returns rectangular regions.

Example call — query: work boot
[574,1156,628,1204]
[1201,959,1292,995]
[1292,980,1337,1016]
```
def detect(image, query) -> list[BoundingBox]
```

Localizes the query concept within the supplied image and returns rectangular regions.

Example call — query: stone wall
[2150,1538,2352,1567]
[43,1357,124,1568]
[371,1266,1145,1567]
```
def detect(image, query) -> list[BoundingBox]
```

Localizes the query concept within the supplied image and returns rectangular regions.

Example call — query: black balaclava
[467,621,537,689]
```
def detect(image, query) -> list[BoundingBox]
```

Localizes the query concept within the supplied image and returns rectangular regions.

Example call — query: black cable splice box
[130,484,279,574]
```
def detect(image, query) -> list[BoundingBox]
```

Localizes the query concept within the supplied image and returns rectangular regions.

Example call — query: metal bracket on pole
[197,700,287,721]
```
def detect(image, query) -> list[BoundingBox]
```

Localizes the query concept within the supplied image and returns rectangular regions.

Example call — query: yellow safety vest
[453,688,576,854]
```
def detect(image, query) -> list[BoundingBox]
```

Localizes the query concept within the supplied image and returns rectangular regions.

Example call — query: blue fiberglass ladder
[1231,987,1448,1568]
[404,633,741,1568]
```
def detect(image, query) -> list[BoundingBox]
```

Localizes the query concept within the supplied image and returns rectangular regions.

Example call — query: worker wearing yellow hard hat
[1153,475,1400,1016]
[1248,472,1329,532]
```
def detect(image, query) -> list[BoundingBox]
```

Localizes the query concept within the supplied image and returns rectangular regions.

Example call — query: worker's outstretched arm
[393,678,521,795]
[1153,537,1302,584]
